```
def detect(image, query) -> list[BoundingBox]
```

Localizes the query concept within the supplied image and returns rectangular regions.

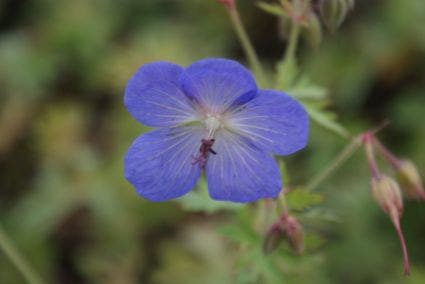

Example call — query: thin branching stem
[305,136,362,191]
[373,136,402,168]
[283,21,300,64]
[226,4,266,84]
[389,209,410,275]
[277,192,289,216]
[364,132,381,179]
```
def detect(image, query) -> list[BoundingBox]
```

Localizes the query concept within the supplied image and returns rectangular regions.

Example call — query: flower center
[204,114,222,139]
[192,114,222,169]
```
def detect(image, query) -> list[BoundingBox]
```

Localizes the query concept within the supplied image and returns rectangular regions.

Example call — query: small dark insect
[192,138,217,168]
[200,138,217,155]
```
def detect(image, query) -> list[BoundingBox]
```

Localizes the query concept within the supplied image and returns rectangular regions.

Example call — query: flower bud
[262,223,283,255]
[370,175,410,275]
[319,0,354,32]
[262,214,305,255]
[371,175,403,215]
[395,160,425,201]
[282,214,305,255]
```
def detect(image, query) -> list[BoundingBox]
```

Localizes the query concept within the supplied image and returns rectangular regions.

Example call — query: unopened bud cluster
[395,160,425,200]
[319,0,355,32]
[263,213,304,255]
[255,0,355,45]
[362,131,424,275]
[371,175,403,216]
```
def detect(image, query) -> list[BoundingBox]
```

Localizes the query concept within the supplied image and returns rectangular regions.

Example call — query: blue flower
[124,58,308,203]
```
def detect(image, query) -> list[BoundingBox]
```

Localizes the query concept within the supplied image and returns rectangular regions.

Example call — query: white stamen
[204,114,222,138]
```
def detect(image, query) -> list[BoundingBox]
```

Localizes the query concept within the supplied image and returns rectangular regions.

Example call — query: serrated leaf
[235,268,258,284]
[254,248,285,283]
[287,76,329,100]
[178,179,242,213]
[256,2,286,17]
[218,208,258,244]
[285,188,323,211]
[289,85,328,100]
[303,102,350,138]
[218,224,257,244]
[275,56,299,90]
[301,208,342,224]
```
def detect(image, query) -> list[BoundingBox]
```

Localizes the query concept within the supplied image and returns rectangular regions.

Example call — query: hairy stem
[283,21,300,64]
[364,132,381,179]
[373,137,402,168]
[226,4,266,84]
[276,191,289,216]
[0,224,43,284]
[305,136,362,191]
[389,209,410,275]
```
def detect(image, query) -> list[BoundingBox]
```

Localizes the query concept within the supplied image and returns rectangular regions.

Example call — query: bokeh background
[1,0,425,283]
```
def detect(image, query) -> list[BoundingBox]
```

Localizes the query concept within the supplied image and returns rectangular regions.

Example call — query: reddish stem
[390,209,410,275]
[363,132,381,179]
[373,137,402,169]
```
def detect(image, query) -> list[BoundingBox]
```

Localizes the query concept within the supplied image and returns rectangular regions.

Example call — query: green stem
[275,18,301,90]
[279,158,290,187]
[277,192,289,216]
[283,21,300,64]
[0,224,43,284]
[305,136,362,191]
[227,5,266,85]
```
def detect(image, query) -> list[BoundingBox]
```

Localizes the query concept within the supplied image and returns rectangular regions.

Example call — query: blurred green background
[0,0,425,283]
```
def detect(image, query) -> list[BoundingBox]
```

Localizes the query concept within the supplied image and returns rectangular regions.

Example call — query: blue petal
[179,58,257,113]
[124,61,197,127]
[205,130,282,203]
[124,126,205,201]
[228,90,309,155]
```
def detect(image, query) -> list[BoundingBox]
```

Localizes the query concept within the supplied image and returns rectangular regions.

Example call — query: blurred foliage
[0,0,425,283]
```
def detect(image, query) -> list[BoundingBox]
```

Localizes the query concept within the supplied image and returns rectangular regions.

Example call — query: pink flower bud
[282,214,305,255]
[371,175,403,215]
[262,214,305,255]
[395,160,425,201]
[370,175,410,275]
[262,223,284,255]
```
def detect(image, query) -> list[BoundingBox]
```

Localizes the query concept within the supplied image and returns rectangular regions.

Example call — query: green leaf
[303,101,350,139]
[304,233,326,252]
[256,2,286,17]
[301,208,342,224]
[218,224,257,244]
[254,248,285,283]
[285,188,323,211]
[287,76,329,100]
[178,178,242,213]
[235,267,258,284]
[217,208,258,244]
[275,56,299,90]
